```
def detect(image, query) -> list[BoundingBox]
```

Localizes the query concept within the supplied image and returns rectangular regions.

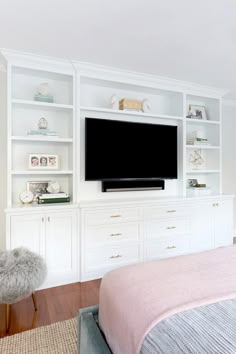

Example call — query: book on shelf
[28,129,58,136]
[39,192,69,199]
[37,196,70,204]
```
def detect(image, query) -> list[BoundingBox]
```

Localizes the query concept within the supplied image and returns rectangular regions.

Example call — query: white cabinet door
[190,203,214,252]
[44,211,77,277]
[10,214,45,255]
[213,200,233,247]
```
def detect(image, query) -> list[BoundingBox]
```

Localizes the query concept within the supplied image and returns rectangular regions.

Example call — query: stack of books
[37,192,70,204]
[187,137,210,145]
[28,129,58,137]
[34,93,54,103]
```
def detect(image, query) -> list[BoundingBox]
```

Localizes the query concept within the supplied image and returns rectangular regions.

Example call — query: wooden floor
[0,279,101,338]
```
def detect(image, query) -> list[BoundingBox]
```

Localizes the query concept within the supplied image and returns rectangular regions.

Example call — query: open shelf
[186,170,220,174]
[80,106,183,121]
[12,99,74,111]
[11,136,73,143]
[11,170,73,175]
[185,145,220,150]
[186,118,220,125]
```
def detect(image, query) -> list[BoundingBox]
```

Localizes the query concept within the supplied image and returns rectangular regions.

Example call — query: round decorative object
[38,117,48,130]
[110,94,119,110]
[47,181,60,194]
[19,190,34,204]
[142,99,151,113]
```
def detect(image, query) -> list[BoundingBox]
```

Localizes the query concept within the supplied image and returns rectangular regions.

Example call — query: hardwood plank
[0,279,101,338]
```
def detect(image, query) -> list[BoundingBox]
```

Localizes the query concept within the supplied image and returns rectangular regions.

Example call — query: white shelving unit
[0,50,231,287]
[185,94,222,195]
[0,52,76,208]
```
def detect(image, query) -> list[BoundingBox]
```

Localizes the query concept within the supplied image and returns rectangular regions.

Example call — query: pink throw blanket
[99,246,236,354]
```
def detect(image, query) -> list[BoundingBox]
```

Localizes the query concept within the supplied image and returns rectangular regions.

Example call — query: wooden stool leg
[6,304,11,333]
[32,292,37,311]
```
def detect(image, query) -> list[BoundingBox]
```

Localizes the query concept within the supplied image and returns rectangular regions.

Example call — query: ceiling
[0,0,235,98]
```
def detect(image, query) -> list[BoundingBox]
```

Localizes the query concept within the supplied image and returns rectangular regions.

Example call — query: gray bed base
[78,305,112,354]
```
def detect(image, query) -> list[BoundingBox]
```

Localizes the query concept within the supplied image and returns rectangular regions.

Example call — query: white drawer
[85,244,141,272]
[86,223,140,245]
[85,208,140,226]
[145,235,190,260]
[144,205,189,219]
[146,217,189,240]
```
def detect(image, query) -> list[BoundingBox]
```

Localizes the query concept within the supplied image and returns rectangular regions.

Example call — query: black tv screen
[85,118,178,181]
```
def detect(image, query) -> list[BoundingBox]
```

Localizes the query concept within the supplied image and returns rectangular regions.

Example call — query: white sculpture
[110,95,119,110]
[38,117,48,130]
[47,181,60,194]
[38,82,50,96]
[142,99,151,113]
[189,150,204,169]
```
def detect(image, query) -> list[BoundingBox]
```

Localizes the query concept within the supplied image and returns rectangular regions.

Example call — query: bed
[78,245,236,354]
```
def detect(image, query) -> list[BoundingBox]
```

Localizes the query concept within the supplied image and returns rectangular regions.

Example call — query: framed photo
[29,154,59,170]
[187,178,198,187]
[27,180,51,200]
[189,105,207,120]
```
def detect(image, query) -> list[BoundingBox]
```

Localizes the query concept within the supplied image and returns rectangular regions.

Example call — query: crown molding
[0,48,229,98]
[0,48,74,75]
[74,61,228,98]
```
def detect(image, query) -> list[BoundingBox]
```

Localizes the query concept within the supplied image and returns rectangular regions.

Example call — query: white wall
[222,103,236,235]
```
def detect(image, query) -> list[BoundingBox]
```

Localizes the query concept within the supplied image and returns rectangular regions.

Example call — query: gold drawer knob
[110,233,122,237]
[110,254,122,259]
[166,226,176,230]
[167,210,176,213]
[166,245,176,250]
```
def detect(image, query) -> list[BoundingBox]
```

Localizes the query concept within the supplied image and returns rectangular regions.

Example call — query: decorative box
[119,98,142,111]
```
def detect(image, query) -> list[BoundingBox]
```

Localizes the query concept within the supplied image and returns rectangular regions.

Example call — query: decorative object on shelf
[47,181,60,194]
[110,95,119,110]
[189,149,204,169]
[38,117,48,130]
[187,130,210,146]
[142,99,151,113]
[27,181,51,201]
[19,190,34,204]
[28,118,58,137]
[187,105,207,120]
[28,154,59,170]
[187,178,198,187]
[119,98,142,112]
[34,82,54,103]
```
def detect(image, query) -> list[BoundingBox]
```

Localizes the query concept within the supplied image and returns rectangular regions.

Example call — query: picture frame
[29,154,59,170]
[26,180,51,201]
[189,105,207,120]
[187,178,198,187]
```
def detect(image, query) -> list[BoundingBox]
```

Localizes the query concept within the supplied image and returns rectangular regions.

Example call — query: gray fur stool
[0,247,47,333]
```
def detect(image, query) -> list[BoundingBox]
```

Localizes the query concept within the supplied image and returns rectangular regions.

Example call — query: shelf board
[186,170,220,174]
[185,145,220,150]
[12,99,74,110]
[80,106,183,121]
[11,136,73,143]
[11,170,73,175]
[186,118,220,125]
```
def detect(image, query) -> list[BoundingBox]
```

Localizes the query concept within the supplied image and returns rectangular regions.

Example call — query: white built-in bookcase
[0,53,76,208]
[0,50,226,210]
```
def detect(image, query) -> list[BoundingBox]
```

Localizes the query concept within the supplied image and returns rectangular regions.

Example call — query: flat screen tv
[85,118,178,181]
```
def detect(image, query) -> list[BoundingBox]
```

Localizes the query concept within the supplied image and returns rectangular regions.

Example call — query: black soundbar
[102,180,165,192]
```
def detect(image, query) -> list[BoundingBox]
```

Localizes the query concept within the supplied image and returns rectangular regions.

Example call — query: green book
[37,197,70,204]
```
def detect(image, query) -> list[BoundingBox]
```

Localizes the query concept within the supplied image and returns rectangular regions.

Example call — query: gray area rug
[0,318,77,354]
